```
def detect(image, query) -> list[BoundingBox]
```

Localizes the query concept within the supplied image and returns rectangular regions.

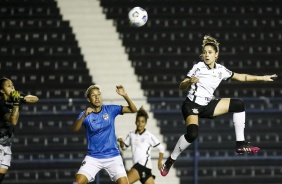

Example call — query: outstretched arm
[116,85,137,113]
[232,73,278,82]
[24,95,39,103]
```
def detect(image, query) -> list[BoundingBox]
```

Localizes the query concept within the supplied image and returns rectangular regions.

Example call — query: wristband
[13,102,20,107]
[20,95,27,103]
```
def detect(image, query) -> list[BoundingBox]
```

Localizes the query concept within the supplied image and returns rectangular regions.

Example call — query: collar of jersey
[204,62,217,70]
[135,129,146,135]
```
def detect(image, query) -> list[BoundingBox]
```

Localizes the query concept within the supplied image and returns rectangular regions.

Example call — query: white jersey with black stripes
[123,129,164,169]
[186,61,233,105]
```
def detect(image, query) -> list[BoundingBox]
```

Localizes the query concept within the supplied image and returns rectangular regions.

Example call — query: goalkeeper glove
[10,91,21,103]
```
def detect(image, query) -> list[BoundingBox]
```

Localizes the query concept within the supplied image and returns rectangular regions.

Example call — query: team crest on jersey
[192,108,199,114]
[103,113,109,120]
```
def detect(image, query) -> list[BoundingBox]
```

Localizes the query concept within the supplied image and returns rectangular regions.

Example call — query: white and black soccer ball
[128,7,148,27]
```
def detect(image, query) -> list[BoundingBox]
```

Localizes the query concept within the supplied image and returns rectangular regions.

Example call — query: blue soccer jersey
[78,105,123,159]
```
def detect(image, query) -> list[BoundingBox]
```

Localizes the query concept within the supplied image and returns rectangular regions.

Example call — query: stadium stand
[0,0,96,183]
[100,0,282,184]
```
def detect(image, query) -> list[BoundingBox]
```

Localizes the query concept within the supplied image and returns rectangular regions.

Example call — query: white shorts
[0,145,12,169]
[76,155,127,183]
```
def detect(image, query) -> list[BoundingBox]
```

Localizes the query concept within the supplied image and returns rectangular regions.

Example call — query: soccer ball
[128,7,148,27]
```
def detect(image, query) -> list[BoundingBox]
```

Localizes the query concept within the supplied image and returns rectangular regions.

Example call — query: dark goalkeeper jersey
[0,98,15,146]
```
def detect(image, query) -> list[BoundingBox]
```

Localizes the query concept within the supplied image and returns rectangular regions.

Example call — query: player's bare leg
[127,168,140,184]
[0,168,8,183]
[116,176,129,184]
[73,174,88,184]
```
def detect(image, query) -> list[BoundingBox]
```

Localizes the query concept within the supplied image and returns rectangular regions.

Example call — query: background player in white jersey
[117,106,164,184]
[72,84,137,184]
[160,35,278,177]
[0,77,39,183]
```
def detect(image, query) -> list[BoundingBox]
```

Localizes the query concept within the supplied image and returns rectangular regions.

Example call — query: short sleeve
[221,66,233,81]
[77,111,86,120]
[187,63,200,78]
[150,133,164,153]
[123,133,131,147]
[150,133,161,147]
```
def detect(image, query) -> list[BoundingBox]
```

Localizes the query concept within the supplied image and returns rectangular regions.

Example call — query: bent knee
[74,174,88,184]
[228,99,245,112]
[184,124,199,143]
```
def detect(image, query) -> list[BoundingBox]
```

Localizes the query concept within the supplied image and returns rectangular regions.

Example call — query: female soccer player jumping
[160,36,278,177]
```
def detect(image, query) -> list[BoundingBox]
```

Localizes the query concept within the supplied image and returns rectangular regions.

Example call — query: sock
[171,135,191,160]
[233,111,245,141]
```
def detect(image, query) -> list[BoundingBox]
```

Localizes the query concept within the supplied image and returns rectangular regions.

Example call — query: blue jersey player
[73,85,137,184]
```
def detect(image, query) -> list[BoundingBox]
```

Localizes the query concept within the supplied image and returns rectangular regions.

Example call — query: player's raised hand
[264,74,278,81]
[85,107,95,115]
[116,85,127,96]
[10,91,21,102]
[10,91,21,106]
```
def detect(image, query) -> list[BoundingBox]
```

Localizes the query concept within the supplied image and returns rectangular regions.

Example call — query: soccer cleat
[236,141,260,154]
[160,156,175,176]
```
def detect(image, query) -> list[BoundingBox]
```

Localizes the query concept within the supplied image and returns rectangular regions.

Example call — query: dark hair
[0,77,9,98]
[0,77,9,89]
[135,106,149,122]
[199,35,220,60]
